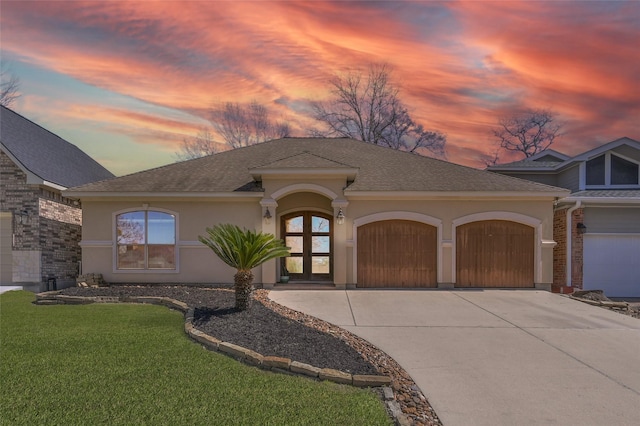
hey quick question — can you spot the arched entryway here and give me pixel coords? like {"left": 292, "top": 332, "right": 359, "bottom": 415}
{"left": 281, "top": 211, "right": 333, "bottom": 281}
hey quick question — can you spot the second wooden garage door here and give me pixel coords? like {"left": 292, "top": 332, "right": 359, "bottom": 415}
{"left": 456, "top": 220, "right": 534, "bottom": 288}
{"left": 357, "top": 220, "right": 437, "bottom": 288}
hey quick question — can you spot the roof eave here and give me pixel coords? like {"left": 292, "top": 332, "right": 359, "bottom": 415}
{"left": 61, "top": 191, "right": 265, "bottom": 200}
{"left": 344, "top": 190, "right": 569, "bottom": 200}
{"left": 558, "top": 196, "right": 640, "bottom": 205}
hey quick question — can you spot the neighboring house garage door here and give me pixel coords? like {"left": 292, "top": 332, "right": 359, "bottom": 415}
{"left": 583, "top": 234, "right": 640, "bottom": 297}
{"left": 456, "top": 220, "right": 534, "bottom": 288}
{"left": 357, "top": 220, "right": 437, "bottom": 288}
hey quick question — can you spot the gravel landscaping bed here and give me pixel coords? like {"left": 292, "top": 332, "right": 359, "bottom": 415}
{"left": 58, "top": 285, "right": 441, "bottom": 425}
{"left": 60, "top": 285, "right": 375, "bottom": 374}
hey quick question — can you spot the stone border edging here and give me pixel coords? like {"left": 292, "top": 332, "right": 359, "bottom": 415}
{"left": 568, "top": 295, "right": 633, "bottom": 311}
{"left": 34, "top": 291, "right": 392, "bottom": 391}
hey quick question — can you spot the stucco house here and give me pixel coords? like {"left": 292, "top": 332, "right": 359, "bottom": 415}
{"left": 1, "top": 105, "right": 114, "bottom": 291}
{"left": 64, "top": 137, "right": 568, "bottom": 290}
{"left": 488, "top": 137, "right": 640, "bottom": 297}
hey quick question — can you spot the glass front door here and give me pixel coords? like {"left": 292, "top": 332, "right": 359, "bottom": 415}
{"left": 282, "top": 212, "right": 332, "bottom": 281}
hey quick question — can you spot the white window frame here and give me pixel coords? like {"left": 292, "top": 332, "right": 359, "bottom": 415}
{"left": 580, "top": 152, "right": 640, "bottom": 190}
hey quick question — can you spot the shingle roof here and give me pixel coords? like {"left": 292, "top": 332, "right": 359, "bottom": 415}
{"left": 488, "top": 138, "right": 640, "bottom": 172}
{"left": 0, "top": 106, "right": 114, "bottom": 188}
{"left": 568, "top": 190, "right": 640, "bottom": 198}
{"left": 67, "top": 137, "right": 566, "bottom": 195}
{"left": 490, "top": 159, "right": 563, "bottom": 169}
{"left": 251, "top": 151, "right": 356, "bottom": 170}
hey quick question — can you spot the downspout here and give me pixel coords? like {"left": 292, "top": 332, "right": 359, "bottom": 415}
{"left": 565, "top": 200, "right": 581, "bottom": 288}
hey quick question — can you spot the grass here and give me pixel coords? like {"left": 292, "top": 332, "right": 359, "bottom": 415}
{"left": 0, "top": 291, "right": 391, "bottom": 425}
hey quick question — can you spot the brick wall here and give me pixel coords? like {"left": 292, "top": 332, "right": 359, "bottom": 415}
{"left": 1, "top": 151, "right": 40, "bottom": 249}
{"left": 552, "top": 208, "right": 566, "bottom": 292}
{"left": 552, "top": 206, "right": 584, "bottom": 294}
{"left": 571, "top": 208, "right": 584, "bottom": 289}
{"left": 1, "top": 151, "right": 83, "bottom": 287}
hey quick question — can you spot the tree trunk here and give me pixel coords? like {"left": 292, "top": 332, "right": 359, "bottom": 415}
{"left": 234, "top": 270, "right": 254, "bottom": 311}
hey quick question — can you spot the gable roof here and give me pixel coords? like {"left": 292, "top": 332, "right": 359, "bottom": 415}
{"left": 0, "top": 105, "right": 114, "bottom": 189}
{"left": 488, "top": 137, "right": 640, "bottom": 172}
{"left": 66, "top": 137, "right": 567, "bottom": 197}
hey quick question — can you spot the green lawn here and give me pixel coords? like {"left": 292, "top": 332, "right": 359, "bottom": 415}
{"left": 0, "top": 291, "right": 391, "bottom": 425}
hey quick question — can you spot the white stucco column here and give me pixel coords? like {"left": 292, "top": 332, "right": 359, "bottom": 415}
{"left": 332, "top": 199, "right": 349, "bottom": 288}
{"left": 260, "top": 198, "right": 278, "bottom": 288}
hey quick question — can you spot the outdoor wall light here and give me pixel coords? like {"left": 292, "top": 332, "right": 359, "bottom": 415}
{"left": 336, "top": 208, "right": 345, "bottom": 225}
{"left": 263, "top": 207, "right": 272, "bottom": 225}
{"left": 576, "top": 222, "right": 587, "bottom": 234}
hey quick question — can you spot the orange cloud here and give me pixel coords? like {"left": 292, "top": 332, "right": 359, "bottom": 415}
{"left": 1, "top": 0, "right": 638, "bottom": 173}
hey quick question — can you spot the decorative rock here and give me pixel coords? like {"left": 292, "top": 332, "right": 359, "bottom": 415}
{"left": 243, "top": 349, "right": 264, "bottom": 366}
{"left": 132, "top": 296, "right": 165, "bottom": 304}
{"left": 76, "top": 273, "right": 106, "bottom": 287}
{"left": 219, "top": 341, "right": 251, "bottom": 359}
{"left": 290, "top": 361, "right": 321, "bottom": 378}
{"left": 319, "top": 368, "right": 352, "bottom": 385}
{"left": 55, "top": 295, "right": 93, "bottom": 304}
{"left": 190, "top": 330, "right": 221, "bottom": 351}
{"left": 263, "top": 356, "right": 291, "bottom": 370}
{"left": 382, "top": 387, "right": 395, "bottom": 401}
{"left": 352, "top": 374, "right": 392, "bottom": 388}
{"left": 34, "top": 299, "right": 59, "bottom": 305}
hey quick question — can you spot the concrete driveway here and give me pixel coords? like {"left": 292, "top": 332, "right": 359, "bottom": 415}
{"left": 269, "top": 290, "right": 640, "bottom": 426}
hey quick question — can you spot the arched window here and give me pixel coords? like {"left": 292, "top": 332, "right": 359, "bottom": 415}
{"left": 116, "top": 211, "right": 176, "bottom": 270}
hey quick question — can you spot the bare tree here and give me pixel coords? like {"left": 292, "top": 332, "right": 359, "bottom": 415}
{"left": 0, "top": 64, "right": 20, "bottom": 107}
{"left": 211, "top": 101, "right": 290, "bottom": 149}
{"left": 312, "top": 63, "right": 446, "bottom": 157}
{"left": 175, "top": 127, "right": 219, "bottom": 161}
{"left": 492, "top": 109, "right": 562, "bottom": 159}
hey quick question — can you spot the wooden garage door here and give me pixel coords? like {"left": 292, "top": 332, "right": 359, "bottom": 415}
{"left": 456, "top": 220, "right": 534, "bottom": 288}
{"left": 357, "top": 220, "right": 437, "bottom": 288}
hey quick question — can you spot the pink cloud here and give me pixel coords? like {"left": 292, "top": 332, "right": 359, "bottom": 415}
{"left": 1, "top": 1, "right": 638, "bottom": 172}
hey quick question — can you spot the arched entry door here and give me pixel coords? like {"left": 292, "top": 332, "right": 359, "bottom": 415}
{"left": 281, "top": 212, "right": 332, "bottom": 281}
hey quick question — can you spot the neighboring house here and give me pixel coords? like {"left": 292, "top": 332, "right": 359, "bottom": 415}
{"left": 0, "top": 106, "right": 114, "bottom": 291}
{"left": 488, "top": 137, "right": 640, "bottom": 297}
{"left": 64, "top": 137, "right": 568, "bottom": 290}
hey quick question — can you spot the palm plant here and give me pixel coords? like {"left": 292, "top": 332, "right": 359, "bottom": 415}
{"left": 198, "top": 224, "right": 290, "bottom": 311}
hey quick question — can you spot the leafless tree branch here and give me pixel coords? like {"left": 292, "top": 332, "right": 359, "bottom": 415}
{"left": 0, "top": 65, "right": 21, "bottom": 108}
{"left": 492, "top": 109, "right": 563, "bottom": 159}
{"left": 175, "top": 127, "right": 220, "bottom": 161}
{"left": 210, "top": 101, "right": 290, "bottom": 149}
{"left": 312, "top": 63, "right": 446, "bottom": 157}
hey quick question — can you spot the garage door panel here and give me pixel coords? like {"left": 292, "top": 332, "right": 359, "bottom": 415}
{"left": 358, "top": 220, "right": 437, "bottom": 288}
{"left": 457, "top": 220, "right": 534, "bottom": 288}
{"left": 584, "top": 234, "right": 640, "bottom": 297}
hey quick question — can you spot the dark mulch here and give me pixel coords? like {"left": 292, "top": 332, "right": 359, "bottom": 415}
{"left": 59, "top": 285, "right": 377, "bottom": 375}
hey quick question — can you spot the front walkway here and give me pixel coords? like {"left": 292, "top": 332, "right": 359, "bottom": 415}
{"left": 269, "top": 289, "right": 640, "bottom": 426}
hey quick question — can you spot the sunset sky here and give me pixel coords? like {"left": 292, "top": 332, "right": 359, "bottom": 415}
{"left": 1, "top": 0, "right": 639, "bottom": 176}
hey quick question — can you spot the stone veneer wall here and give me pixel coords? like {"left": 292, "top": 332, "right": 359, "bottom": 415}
{"left": 1, "top": 151, "right": 82, "bottom": 288}
{"left": 552, "top": 206, "right": 584, "bottom": 294}
{"left": 39, "top": 198, "right": 82, "bottom": 285}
